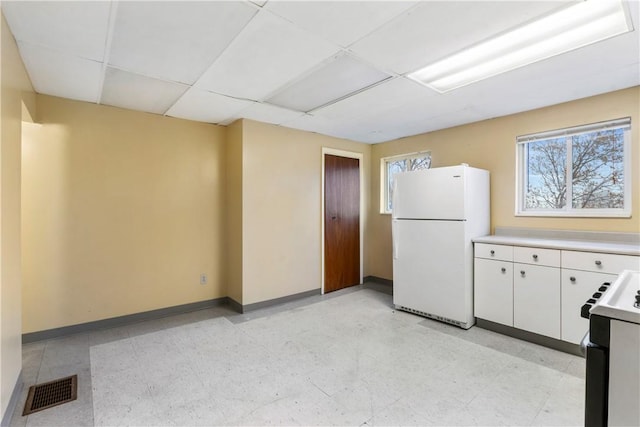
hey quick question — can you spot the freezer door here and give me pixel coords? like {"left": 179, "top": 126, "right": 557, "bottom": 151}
{"left": 392, "top": 219, "right": 468, "bottom": 323}
{"left": 392, "top": 166, "right": 465, "bottom": 220}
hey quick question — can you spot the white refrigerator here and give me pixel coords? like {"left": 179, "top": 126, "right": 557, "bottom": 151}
{"left": 392, "top": 164, "right": 489, "bottom": 329}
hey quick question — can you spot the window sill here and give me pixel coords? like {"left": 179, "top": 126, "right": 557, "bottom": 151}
{"left": 515, "top": 210, "right": 632, "bottom": 218}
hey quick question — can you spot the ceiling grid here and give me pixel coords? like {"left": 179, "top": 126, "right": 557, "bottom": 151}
{"left": 2, "top": 0, "right": 638, "bottom": 143}
{"left": 96, "top": 0, "right": 119, "bottom": 105}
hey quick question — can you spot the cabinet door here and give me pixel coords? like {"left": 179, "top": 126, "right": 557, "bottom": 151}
{"left": 514, "top": 263, "right": 561, "bottom": 339}
{"left": 474, "top": 258, "right": 513, "bottom": 326}
{"left": 561, "top": 269, "right": 617, "bottom": 344}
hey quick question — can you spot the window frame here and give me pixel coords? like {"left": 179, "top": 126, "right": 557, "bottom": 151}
{"left": 380, "top": 151, "right": 432, "bottom": 214}
{"left": 515, "top": 118, "right": 632, "bottom": 218}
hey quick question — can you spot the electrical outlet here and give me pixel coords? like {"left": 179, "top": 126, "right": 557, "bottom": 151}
{"left": 200, "top": 274, "right": 207, "bottom": 285}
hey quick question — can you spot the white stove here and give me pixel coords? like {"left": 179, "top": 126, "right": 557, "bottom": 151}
{"left": 590, "top": 270, "right": 640, "bottom": 324}
{"left": 582, "top": 270, "right": 640, "bottom": 427}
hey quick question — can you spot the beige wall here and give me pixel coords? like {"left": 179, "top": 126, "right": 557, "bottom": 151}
{"left": 0, "top": 10, "right": 34, "bottom": 421}
{"left": 22, "top": 103, "right": 372, "bottom": 329}
{"left": 240, "top": 119, "right": 371, "bottom": 305}
{"left": 226, "top": 120, "right": 243, "bottom": 304}
{"left": 369, "top": 87, "right": 640, "bottom": 280}
{"left": 21, "top": 95, "right": 227, "bottom": 333}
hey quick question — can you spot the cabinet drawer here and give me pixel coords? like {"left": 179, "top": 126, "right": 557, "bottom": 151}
{"left": 514, "top": 246, "right": 560, "bottom": 267}
{"left": 562, "top": 250, "right": 640, "bottom": 274}
{"left": 475, "top": 243, "right": 513, "bottom": 261}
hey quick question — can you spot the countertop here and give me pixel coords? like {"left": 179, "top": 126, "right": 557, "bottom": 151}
{"left": 473, "top": 235, "right": 640, "bottom": 256}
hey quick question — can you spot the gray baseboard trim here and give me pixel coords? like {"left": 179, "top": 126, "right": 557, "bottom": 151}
{"left": 240, "top": 288, "right": 321, "bottom": 313}
{"left": 22, "top": 297, "right": 228, "bottom": 343}
{"left": 476, "top": 318, "right": 582, "bottom": 357}
{"left": 364, "top": 276, "right": 393, "bottom": 286}
{"left": 1, "top": 371, "right": 22, "bottom": 427}
{"left": 226, "top": 297, "right": 243, "bottom": 314}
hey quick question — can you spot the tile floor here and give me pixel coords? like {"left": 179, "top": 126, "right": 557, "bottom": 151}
{"left": 10, "top": 282, "right": 585, "bottom": 426}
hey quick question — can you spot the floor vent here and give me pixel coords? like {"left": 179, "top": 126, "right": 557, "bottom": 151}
{"left": 23, "top": 375, "right": 77, "bottom": 416}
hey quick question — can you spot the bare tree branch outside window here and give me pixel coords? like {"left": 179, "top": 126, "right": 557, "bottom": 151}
{"left": 525, "top": 137, "right": 567, "bottom": 209}
{"left": 571, "top": 129, "right": 624, "bottom": 209}
{"left": 524, "top": 127, "right": 625, "bottom": 211}
{"left": 386, "top": 154, "right": 431, "bottom": 212}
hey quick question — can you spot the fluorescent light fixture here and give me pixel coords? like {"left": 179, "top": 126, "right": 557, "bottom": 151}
{"left": 408, "top": 0, "right": 633, "bottom": 93}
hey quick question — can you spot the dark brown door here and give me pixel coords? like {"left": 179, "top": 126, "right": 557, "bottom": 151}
{"left": 324, "top": 154, "right": 360, "bottom": 293}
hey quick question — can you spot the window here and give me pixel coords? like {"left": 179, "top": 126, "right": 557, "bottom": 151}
{"left": 381, "top": 152, "right": 431, "bottom": 213}
{"left": 516, "top": 118, "right": 631, "bottom": 217}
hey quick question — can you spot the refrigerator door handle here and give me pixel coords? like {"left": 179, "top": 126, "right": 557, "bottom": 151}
{"left": 392, "top": 219, "right": 399, "bottom": 260}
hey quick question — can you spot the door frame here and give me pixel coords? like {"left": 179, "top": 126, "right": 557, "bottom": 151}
{"left": 321, "top": 148, "right": 364, "bottom": 294}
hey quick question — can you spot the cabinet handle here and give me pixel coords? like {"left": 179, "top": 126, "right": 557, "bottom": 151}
{"left": 595, "top": 260, "right": 602, "bottom": 266}
{"left": 570, "top": 276, "right": 576, "bottom": 282}
{"left": 490, "top": 250, "right": 495, "bottom": 256}
{"left": 520, "top": 270, "right": 526, "bottom": 277}
{"left": 532, "top": 254, "right": 538, "bottom": 260}
{"left": 501, "top": 267, "right": 506, "bottom": 273}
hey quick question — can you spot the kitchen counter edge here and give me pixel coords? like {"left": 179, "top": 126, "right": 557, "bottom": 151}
{"left": 472, "top": 235, "right": 640, "bottom": 256}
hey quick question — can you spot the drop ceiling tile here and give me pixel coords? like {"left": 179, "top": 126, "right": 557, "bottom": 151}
{"left": 108, "top": 1, "right": 258, "bottom": 85}
{"left": 629, "top": 0, "right": 640, "bottom": 26}
{"left": 339, "top": 131, "right": 389, "bottom": 145}
{"left": 220, "top": 102, "right": 305, "bottom": 126}
{"left": 2, "top": 1, "right": 110, "bottom": 61}
{"left": 308, "top": 118, "right": 384, "bottom": 144}
{"left": 337, "top": 104, "right": 485, "bottom": 143}
{"left": 282, "top": 113, "right": 355, "bottom": 141}
{"left": 316, "top": 88, "right": 487, "bottom": 143}
{"left": 264, "top": 1, "right": 417, "bottom": 47}
{"left": 532, "top": 30, "right": 640, "bottom": 81}
{"left": 350, "top": 1, "right": 575, "bottom": 74}
{"left": 555, "top": 63, "right": 640, "bottom": 103}
{"left": 312, "top": 77, "right": 437, "bottom": 121}
{"left": 166, "top": 87, "right": 253, "bottom": 124}
{"left": 101, "top": 68, "right": 189, "bottom": 115}
{"left": 267, "top": 54, "right": 391, "bottom": 112}
{"left": 399, "top": 95, "right": 467, "bottom": 120}
{"left": 336, "top": 126, "right": 405, "bottom": 144}
{"left": 466, "top": 61, "right": 640, "bottom": 121}
{"left": 399, "top": 108, "right": 486, "bottom": 137}
{"left": 17, "top": 42, "right": 102, "bottom": 103}
{"left": 194, "top": 10, "right": 339, "bottom": 101}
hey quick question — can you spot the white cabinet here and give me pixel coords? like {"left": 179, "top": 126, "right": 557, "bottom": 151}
{"left": 474, "top": 240, "right": 639, "bottom": 346}
{"left": 474, "top": 258, "right": 513, "bottom": 326}
{"left": 513, "top": 263, "right": 560, "bottom": 339}
{"left": 559, "top": 250, "right": 638, "bottom": 344}
{"left": 561, "top": 269, "right": 616, "bottom": 344}
{"left": 474, "top": 243, "right": 561, "bottom": 339}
